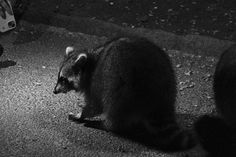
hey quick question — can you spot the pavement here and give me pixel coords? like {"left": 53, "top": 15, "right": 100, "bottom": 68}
{"left": 0, "top": 1, "right": 235, "bottom": 156}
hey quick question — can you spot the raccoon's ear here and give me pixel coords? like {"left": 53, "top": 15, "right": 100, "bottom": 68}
{"left": 75, "top": 53, "right": 87, "bottom": 63}
{"left": 65, "top": 46, "right": 74, "bottom": 56}
{"left": 74, "top": 53, "right": 87, "bottom": 71}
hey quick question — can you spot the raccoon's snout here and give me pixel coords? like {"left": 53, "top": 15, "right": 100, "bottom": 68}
{"left": 53, "top": 81, "right": 72, "bottom": 94}
{"left": 53, "top": 88, "right": 60, "bottom": 94}
{"left": 53, "top": 83, "right": 65, "bottom": 94}
{"left": 53, "top": 85, "right": 61, "bottom": 94}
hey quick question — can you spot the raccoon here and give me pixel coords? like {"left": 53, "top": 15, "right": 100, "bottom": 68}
{"left": 213, "top": 44, "right": 236, "bottom": 127}
{"left": 195, "top": 44, "right": 236, "bottom": 156}
{"left": 54, "top": 36, "right": 196, "bottom": 151}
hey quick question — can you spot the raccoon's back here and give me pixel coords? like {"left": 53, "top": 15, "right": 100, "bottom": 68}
{"left": 92, "top": 37, "right": 177, "bottom": 114}
{"left": 213, "top": 44, "right": 236, "bottom": 126}
{"left": 89, "top": 37, "right": 197, "bottom": 151}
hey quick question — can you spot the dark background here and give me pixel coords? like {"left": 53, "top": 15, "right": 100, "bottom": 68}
{"left": 27, "top": 0, "right": 236, "bottom": 41}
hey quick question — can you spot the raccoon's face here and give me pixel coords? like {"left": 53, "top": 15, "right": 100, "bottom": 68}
{"left": 53, "top": 46, "right": 87, "bottom": 94}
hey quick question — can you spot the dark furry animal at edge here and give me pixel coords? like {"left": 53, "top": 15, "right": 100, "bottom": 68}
{"left": 195, "top": 44, "right": 236, "bottom": 157}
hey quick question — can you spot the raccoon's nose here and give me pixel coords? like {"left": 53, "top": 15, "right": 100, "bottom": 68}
{"left": 53, "top": 86, "right": 60, "bottom": 94}
{"left": 53, "top": 89, "right": 59, "bottom": 94}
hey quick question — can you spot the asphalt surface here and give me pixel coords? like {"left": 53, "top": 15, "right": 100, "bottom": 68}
{"left": 0, "top": 21, "right": 220, "bottom": 157}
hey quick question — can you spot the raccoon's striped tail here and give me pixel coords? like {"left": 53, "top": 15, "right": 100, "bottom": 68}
{"left": 141, "top": 121, "right": 197, "bottom": 152}
{"left": 194, "top": 115, "right": 236, "bottom": 156}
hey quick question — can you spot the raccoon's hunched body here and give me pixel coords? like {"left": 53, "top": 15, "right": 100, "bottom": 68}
{"left": 213, "top": 44, "right": 236, "bottom": 127}
{"left": 54, "top": 36, "right": 195, "bottom": 151}
{"left": 195, "top": 45, "right": 236, "bottom": 156}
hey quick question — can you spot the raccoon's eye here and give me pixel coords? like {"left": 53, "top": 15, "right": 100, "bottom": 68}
{"left": 59, "top": 77, "right": 68, "bottom": 84}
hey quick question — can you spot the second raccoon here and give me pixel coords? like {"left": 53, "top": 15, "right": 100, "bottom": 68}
{"left": 195, "top": 44, "right": 236, "bottom": 156}
{"left": 54, "top": 36, "right": 196, "bottom": 151}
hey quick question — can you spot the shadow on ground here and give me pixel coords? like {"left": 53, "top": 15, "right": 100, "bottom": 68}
{"left": 68, "top": 113, "right": 198, "bottom": 152}
{"left": 0, "top": 60, "right": 17, "bottom": 70}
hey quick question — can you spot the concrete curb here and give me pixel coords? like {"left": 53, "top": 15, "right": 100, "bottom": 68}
{"left": 22, "top": 10, "right": 235, "bottom": 57}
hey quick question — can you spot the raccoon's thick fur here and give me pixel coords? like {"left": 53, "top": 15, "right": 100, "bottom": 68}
{"left": 54, "top": 36, "right": 196, "bottom": 151}
{"left": 195, "top": 115, "right": 236, "bottom": 157}
{"left": 195, "top": 45, "right": 236, "bottom": 156}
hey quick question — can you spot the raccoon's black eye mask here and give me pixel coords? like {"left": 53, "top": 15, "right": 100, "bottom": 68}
{"left": 59, "top": 77, "right": 68, "bottom": 84}
{"left": 72, "top": 65, "right": 82, "bottom": 75}
{"left": 59, "top": 76, "right": 74, "bottom": 89}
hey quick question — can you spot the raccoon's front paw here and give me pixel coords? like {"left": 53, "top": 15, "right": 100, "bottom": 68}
{"left": 68, "top": 112, "right": 85, "bottom": 123}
